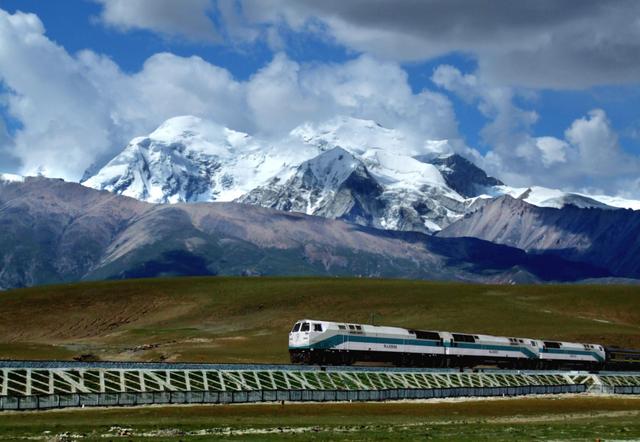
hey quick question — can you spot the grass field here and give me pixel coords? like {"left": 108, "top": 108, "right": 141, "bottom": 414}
{"left": 0, "top": 276, "right": 639, "bottom": 363}
{"left": 1, "top": 396, "right": 640, "bottom": 440}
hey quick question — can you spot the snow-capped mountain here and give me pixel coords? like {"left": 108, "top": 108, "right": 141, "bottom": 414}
{"left": 426, "top": 154, "right": 503, "bottom": 198}
{"left": 0, "top": 173, "right": 25, "bottom": 183}
{"left": 241, "top": 147, "right": 385, "bottom": 227}
{"left": 83, "top": 115, "right": 640, "bottom": 234}
{"left": 240, "top": 118, "right": 471, "bottom": 232}
{"left": 82, "top": 116, "right": 316, "bottom": 203}
{"left": 491, "top": 185, "right": 640, "bottom": 211}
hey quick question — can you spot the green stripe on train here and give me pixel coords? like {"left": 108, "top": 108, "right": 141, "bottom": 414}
{"left": 541, "top": 348, "right": 605, "bottom": 362}
{"left": 291, "top": 335, "right": 537, "bottom": 359}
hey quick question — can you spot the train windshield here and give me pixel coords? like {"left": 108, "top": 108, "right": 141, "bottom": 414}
{"left": 291, "top": 323, "right": 301, "bottom": 332}
{"left": 300, "top": 322, "right": 310, "bottom": 332}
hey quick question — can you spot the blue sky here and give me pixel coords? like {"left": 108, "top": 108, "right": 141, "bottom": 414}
{"left": 0, "top": 0, "right": 639, "bottom": 197}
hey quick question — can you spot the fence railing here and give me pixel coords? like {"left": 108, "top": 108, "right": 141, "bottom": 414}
{"left": 0, "top": 384, "right": 587, "bottom": 411}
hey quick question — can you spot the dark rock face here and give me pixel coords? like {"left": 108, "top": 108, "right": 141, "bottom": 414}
{"left": 241, "top": 148, "right": 470, "bottom": 234}
{"left": 0, "top": 177, "right": 609, "bottom": 289}
{"left": 241, "top": 147, "right": 386, "bottom": 227}
{"left": 439, "top": 195, "right": 640, "bottom": 278}
{"left": 423, "top": 154, "right": 504, "bottom": 198}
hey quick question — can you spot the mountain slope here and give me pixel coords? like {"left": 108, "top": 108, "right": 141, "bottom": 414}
{"left": 424, "top": 153, "right": 503, "bottom": 198}
{"left": 82, "top": 116, "right": 316, "bottom": 203}
{"left": 240, "top": 147, "right": 386, "bottom": 226}
{"left": 82, "top": 115, "right": 640, "bottom": 233}
{"left": 439, "top": 195, "right": 640, "bottom": 278}
{"left": 82, "top": 116, "right": 476, "bottom": 232}
{"left": 0, "top": 177, "right": 608, "bottom": 289}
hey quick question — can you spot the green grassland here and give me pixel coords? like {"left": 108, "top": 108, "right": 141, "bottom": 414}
{"left": 1, "top": 396, "right": 640, "bottom": 440}
{"left": 0, "top": 277, "right": 639, "bottom": 362}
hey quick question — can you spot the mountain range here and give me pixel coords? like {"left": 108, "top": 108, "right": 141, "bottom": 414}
{"left": 1, "top": 115, "right": 638, "bottom": 289}
{"left": 439, "top": 195, "right": 640, "bottom": 279}
{"left": 0, "top": 176, "right": 609, "bottom": 289}
{"left": 82, "top": 116, "right": 640, "bottom": 234}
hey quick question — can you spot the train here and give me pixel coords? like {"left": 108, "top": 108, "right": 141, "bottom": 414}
{"left": 289, "top": 319, "right": 640, "bottom": 371}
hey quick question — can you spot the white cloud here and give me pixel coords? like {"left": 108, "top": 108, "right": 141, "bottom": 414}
{"left": 0, "top": 8, "right": 462, "bottom": 180}
{"left": 95, "top": 0, "right": 220, "bottom": 43}
{"left": 432, "top": 64, "right": 539, "bottom": 164}
{"left": 536, "top": 137, "right": 567, "bottom": 167}
{"left": 432, "top": 65, "right": 640, "bottom": 193}
{"left": 89, "top": 1, "right": 640, "bottom": 88}
{"left": 239, "top": 0, "right": 640, "bottom": 89}
{"left": 2, "top": 7, "right": 637, "bottom": 197}
{"left": 247, "top": 54, "right": 460, "bottom": 141}
{"left": 0, "top": 9, "right": 120, "bottom": 179}
{"left": 433, "top": 64, "right": 640, "bottom": 196}
{"left": 564, "top": 109, "right": 636, "bottom": 176}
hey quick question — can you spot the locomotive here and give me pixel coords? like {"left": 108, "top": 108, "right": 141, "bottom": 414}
{"left": 289, "top": 319, "right": 640, "bottom": 371}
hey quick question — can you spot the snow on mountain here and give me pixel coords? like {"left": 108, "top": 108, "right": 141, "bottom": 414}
{"left": 82, "top": 116, "right": 316, "bottom": 203}
{"left": 83, "top": 114, "right": 640, "bottom": 234}
{"left": 291, "top": 116, "right": 413, "bottom": 156}
{"left": 241, "top": 147, "right": 386, "bottom": 227}
{"left": 491, "top": 185, "right": 620, "bottom": 210}
{"left": 0, "top": 173, "right": 24, "bottom": 183}
{"left": 239, "top": 118, "right": 470, "bottom": 233}
{"left": 585, "top": 195, "right": 640, "bottom": 211}
{"left": 427, "top": 154, "right": 504, "bottom": 198}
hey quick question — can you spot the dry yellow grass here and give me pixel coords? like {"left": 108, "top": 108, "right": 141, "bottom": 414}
{"left": 0, "top": 276, "right": 639, "bottom": 362}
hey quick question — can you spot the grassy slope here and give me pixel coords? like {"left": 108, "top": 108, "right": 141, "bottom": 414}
{"left": 0, "top": 277, "right": 639, "bottom": 363}
{"left": 1, "top": 397, "right": 640, "bottom": 440}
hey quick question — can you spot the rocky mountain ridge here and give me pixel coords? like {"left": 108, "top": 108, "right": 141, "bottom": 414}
{"left": 0, "top": 176, "right": 609, "bottom": 289}
{"left": 82, "top": 116, "right": 640, "bottom": 236}
{"left": 439, "top": 195, "right": 640, "bottom": 278}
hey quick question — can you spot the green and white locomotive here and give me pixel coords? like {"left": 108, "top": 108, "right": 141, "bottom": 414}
{"left": 289, "top": 319, "right": 609, "bottom": 370}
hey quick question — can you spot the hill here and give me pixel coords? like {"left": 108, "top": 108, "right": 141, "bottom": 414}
{"left": 439, "top": 195, "right": 640, "bottom": 278}
{"left": 0, "top": 277, "right": 639, "bottom": 363}
{"left": 0, "top": 176, "right": 609, "bottom": 289}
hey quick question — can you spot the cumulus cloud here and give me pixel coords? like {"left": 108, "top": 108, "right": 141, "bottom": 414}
{"left": 90, "top": 1, "right": 640, "bottom": 88}
{"left": 565, "top": 109, "right": 639, "bottom": 178}
{"left": 433, "top": 64, "right": 539, "bottom": 163}
{"left": 95, "top": 0, "right": 220, "bottom": 43}
{"left": 0, "top": 117, "right": 20, "bottom": 171}
{"left": 0, "top": 9, "right": 122, "bottom": 178}
{"left": 535, "top": 137, "right": 568, "bottom": 167}
{"left": 239, "top": 0, "right": 640, "bottom": 89}
{"left": 0, "top": 8, "right": 462, "bottom": 180}
{"left": 433, "top": 64, "right": 640, "bottom": 195}
{"left": 247, "top": 54, "right": 459, "bottom": 140}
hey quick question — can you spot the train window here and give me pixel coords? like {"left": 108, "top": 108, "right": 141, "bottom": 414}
{"left": 292, "top": 323, "right": 300, "bottom": 332}
{"left": 544, "top": 341, "right": 561, "bottom": 349}
{"left": 531, "top": 341, "right": 536, "bottom": 346}
{"left": 300, "top": 323, "right": 310, "bottom": 332}
{"left": 348, "top": 325, "right": 356, "bottom": 330}
{"left": 414, "top": 330, "right": 440, "bottom": 340}
{"left": 314, "top": 323, "right": 323, "bottom": 332}
{"left": 452, "top": 334, "right": 475, "bottom": 343}
{"left": 355, "top": 325, "right": 362, "bottom": 330}
{"left": 338, "top": 325, "right": 346, "bottom": 330}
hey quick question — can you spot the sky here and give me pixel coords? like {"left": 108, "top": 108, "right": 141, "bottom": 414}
{"left": 0, "top": 0, "right": 639, "bottom": 197}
